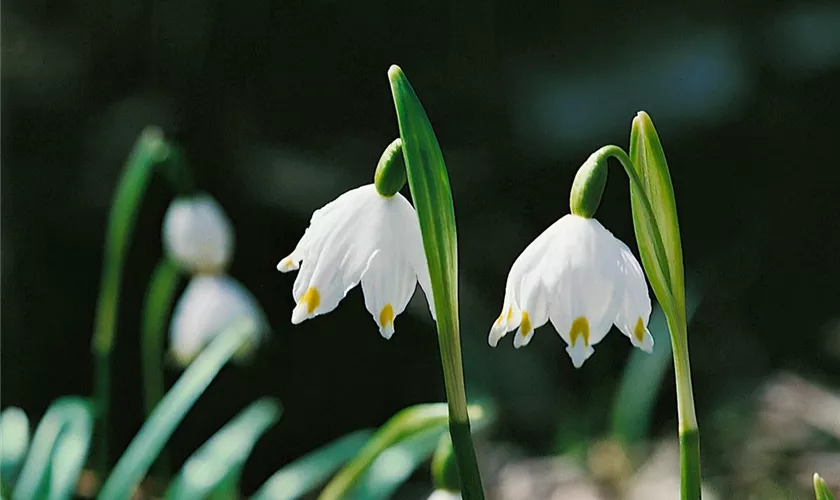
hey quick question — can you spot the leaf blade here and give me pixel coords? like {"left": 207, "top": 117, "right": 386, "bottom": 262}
{"left": 98, "top": 320, "right": 257, "bottom": 499}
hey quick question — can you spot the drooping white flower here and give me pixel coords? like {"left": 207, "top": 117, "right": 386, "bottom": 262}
{"left": 170, "top": 274, "right": 267, "bottom": 366}
{"left": 488, "top": 214, "right": 653, "bottom": 368}
{"left": 277, "top": 184, "right": 435, "bottom": 338}
{"left": 163, "top": 194, "right": 234, "bottom": 274}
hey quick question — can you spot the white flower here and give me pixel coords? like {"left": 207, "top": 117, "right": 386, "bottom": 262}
{"left": 170, "top": 274, "right": 267, "bottom": 365}
{"left": 277, "top": 184, "right": 435, "bottom": 338}
{"left": 427, "top": 490, "right": 462, "bottom": 500}
{"left": 488, "top": 214, "right": 654, "bottom": 368}
{"left": 163, "top": 194, "right": 234, "bottom": 274}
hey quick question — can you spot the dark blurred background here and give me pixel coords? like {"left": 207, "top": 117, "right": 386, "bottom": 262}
{"left": 3, "top": 0, "right": 840, "bottom": 497}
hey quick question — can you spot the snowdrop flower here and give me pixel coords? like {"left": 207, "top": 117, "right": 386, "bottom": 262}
{"left": 170, "top": 274, "right": 266, "bottom": 365}
{"left": 277, "top": 184, "right": 435, "bottom": 338}
{"left": 163, "top": 194, "right": 234, "bottom": 274}
{"left": 488, "top": 214, "right": 653, "bottom": 368}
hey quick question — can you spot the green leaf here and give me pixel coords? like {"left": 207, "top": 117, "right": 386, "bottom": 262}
{"left": 252, "top": 429, "right": 373, "bottom": 500}
{"left": 629, "top": 112, "right": 686, "bottom": 322}
{"left": 351, "top": 426, "right": 446, "bottom": 499}
{"left": 12, "top": 398, "right": 93, "bottom": 500}
{"left": 1, "top": 408, "right": 30, "bottom": 488}
{"left": 611, "top": 280, "right": 702, "bottom": 442}
{"left": 98, "top": 320, "right": 257, "bottom": 499}
{"left": 318, "top": 404, "right": 449, "bottom": 500}
{"left": 815, "top": 473, "right": 838, "bottom": 500}
{"left": 165, "top": 398, "right": 281, "bottom": 500}
{"left": 388, "top": 64, "right": 484, "bottom": 500}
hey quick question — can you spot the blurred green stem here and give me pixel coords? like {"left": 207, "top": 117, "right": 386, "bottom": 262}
{"left": 141, "top": 258, "right": 182, "bottom": 477}
{"left": 91, "top": 127, "right": 191, "bottom": 476}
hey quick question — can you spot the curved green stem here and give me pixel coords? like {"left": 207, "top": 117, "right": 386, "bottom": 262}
{"left": 91, "top": 127, "right": 192, "bottom": 475}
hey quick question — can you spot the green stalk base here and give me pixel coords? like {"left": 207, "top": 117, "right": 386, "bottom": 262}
{"left": 680, "top": 428, "right": 701, "bottom": 500}
{"left": 449, "top": 420, "right": 484, "bottom": 500}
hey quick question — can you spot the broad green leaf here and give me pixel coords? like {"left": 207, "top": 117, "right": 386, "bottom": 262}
{"left": 351, "top": 426, "right": 446, "bottom": 499}
{"left": 48, "top": 417, "right": 94, "bottom": 500}
{"left": 629, "top": 112, "right": 686, "bottom": 322}
{"left": 165, "top": 398, "right": 281, "bottom": 500}
{"left": 12, "top": 398, "right": 92, "bottom": 500}
{"left": 98, "top": 320, "right": 257, "bottom": 499}
{"left": 387, "top": 66, "right": 462, "bottom": 410}
{"left": 815, "top": 474, "right": 838, "bottom": 500}
{"left": 252, "top": 429, "right": 373, "bottom": 500}
{"left": 1, "top": 408, "right": 30, "bottom": 488}
{"left": 611, "top": 281, "right": 702, "bottom": 442}
{"left": 389, "top": 65, "right": 484, "bottom": 500}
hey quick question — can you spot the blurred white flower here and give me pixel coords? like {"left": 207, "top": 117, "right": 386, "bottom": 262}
{"left": 488, "top": 214, "right": 653, "bottom": 368}
{"left": 163, "top": 194, "right": 234, "bottom": 274}
{"left": 427, "top": 490, "right": 462, "bottom": 500}
{"left": 170, "top": 274, "right": 266, "bottom": 366}
{"left": 277, "top": 184, "right": 435, "bottom": 338}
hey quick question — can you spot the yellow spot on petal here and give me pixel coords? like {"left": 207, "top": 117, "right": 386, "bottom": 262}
{"left": 284, "top": 258, "right": 293, "bottom": 268}
{"left": 520, "top": 312, "right": 532, "bottom": 337}
{"left": 301, "top": 287, "right": 320, "bottom": 315}
{"left": 633, "top": 317, "right": 646, "bottom": 343}
{"left": 507, "top": 308, "right": 513, "bottom": 322}
{"left": 569, "top": 316, "right": 590, "bottom": 347}
{"left": 379, "top": 304, "right": 394, "bottom": 329}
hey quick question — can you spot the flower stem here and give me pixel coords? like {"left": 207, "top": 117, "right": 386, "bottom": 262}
{"left": 91, "top": 127, "right": 191, "bottom": 476}
{"left": 141, "top": 257, "right": 182, "bottom": 478}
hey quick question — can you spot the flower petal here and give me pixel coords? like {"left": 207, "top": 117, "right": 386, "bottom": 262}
{"left": 361, "top": 250, "right": 416, "bottom": 339}
{"left": 286, "top": 186, "right": 380, "bottom": 324}
{"left": 547, "top": 216, "right": 624, "bottom": 367}
{"left": 170, "top": 275, "right": 266, "bottom": 366}
{"left": 614, "top": 241, "right": 654, "bottom": 353}
{"left": 512, "top": 270, "right": 550, "bottom": 349}
{"left": 488, "top": 220, "right": 556, "bottom": 347}
{"left": 164, "top": 194, "right": 234, "bottom": 274}
{"left": 390, "top": 193, "right": 437, "bottom": 321}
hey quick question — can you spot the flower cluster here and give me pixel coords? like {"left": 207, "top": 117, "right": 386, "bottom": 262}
{"left": 163, "top": 194, "right": 267, "bottom": 365}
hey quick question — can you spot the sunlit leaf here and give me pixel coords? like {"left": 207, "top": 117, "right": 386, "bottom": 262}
{"left": 98, "top": 320, "right": 257, "bottom": 498}
{"left": 1, "top": 408, "right": 30, "bottom": 489}
{"left": 815, "top": 473, "right": 838, "bottom": 500}
{"left": 165, "top": 398, "right": 281, "bottom": 500}
{"left": 12, "top": 398, "right": 92, "bottom": 500}
{"left": 252, "top": 429, "right": 373, "bottom": 500}
{"left": 351, "top": 426, "right": 445, "bottom": 499}
{"left": 629, "top": 111, "right": 686, "bottom": 321}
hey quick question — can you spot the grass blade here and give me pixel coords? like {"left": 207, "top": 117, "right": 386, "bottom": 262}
{"left": 97, "top": 320, "right": 257, "bottom": 499}
{"left": 352, "top": 426, "right": 445, "bottom": 499}
{"left": 252, "top": 429, "right": 373, "bottom": 500}
{"left": 12, "top": 398, "right": 92, "bottom": 500}
{"left": 164, "top": 398, "right": 281, "bottom": 500}
{"left": 815, "top": 473, "right": 838, "bottom": 500}
{"left": 1, "top": 408, "right": 30, "bottom": 489}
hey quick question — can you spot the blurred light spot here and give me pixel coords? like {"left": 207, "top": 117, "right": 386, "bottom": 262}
{"left": 767, "top": 4, "right": 840, "bottom": 76}
{"left": 512, "top": 29, "right": 749, "bottom": 157}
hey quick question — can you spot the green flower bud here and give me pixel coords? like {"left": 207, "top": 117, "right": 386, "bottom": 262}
{"left": 569, "top": 150, "right": 608, "bottom": 218}
{"left": 430, "top": 433, "right": 460, "bottom": 492}
{"left": 374, "top": 138, "right": 407, "bottom": 197}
